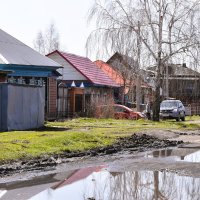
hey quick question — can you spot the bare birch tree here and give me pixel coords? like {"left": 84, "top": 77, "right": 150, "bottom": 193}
{"left": 87, "top": 0, "right": 200, "bottom": 121}
{"left": 34, "top": 22, "right": 60, "bottom": 55}
{"left": 34, "top": 31, "right": 45, "bottom": 55}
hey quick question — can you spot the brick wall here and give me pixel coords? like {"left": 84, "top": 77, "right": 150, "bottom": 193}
{"left": 47, "top": 77, "right": 57, "bottom": 119}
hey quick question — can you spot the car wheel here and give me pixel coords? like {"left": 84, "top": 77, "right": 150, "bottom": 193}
{"left": 181, "top": 116, "right": 185, "bottom": 121}
{"left": 181, "top": 115, "right": 185, "bottom": 121}
{"left": 176, "top": 117, "right": 180, "bottom": 122}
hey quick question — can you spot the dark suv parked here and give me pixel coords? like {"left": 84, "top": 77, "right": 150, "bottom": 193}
{"left": 160, "top": 100, "right": 185, "bottom": 121}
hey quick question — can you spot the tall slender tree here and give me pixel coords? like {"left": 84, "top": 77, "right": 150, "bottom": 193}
{"left": 87, "top": 0, "right": 200, "bottom": 121}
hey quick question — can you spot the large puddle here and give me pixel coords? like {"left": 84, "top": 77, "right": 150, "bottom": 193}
{"left": 1, "top": 148, "right": 200, "bottom": 200}
{"left": 147, "top": 148, "right": 200, "bottom": 162}
{"left": 27, "top": 166, "right": 200, "bottom": 200}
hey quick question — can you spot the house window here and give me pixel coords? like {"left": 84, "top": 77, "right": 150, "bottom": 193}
{"left": 8, "top": 76, "right": 16, "bottom": 83}
{"left": 185, "top": 82, "right": 194, "bottom": 94}
{"left": 17, "top": 77, "right": 25, "bottom": 84}
{"left": 29, "top": 77, "right": 36, "bottom": 85}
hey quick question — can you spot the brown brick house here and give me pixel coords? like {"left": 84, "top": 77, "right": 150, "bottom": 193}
{"left": 102, "top": 52, "right": 154, "bottom": 110}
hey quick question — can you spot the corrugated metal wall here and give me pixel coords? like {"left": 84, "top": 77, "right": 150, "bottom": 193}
{"left": 0, "top": 85, "right": 2, "bottom": 129}
{"left": 0, "top": 84, "right": 8, "bottom": 131}
{"left": 0, "top": 85, "right": 2, "bottom": 130}
{"left": 0, "top": 84, "right": 45, "bottom": 131}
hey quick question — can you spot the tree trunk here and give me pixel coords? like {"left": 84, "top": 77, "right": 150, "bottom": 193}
{"left": 122, "top": 81, "right": 126, "bottom": 105}
{"left": 136, "top": 75, "right": 141, "bottom": 111}
{"left": 153, "top": 3, "right": 163, "bottom": 121}
{"left": 153, "top": 171, "right": 159, "bottom": 200}
{"left": 165, "top": 64, "right": 169, "bottom": 98}
{"left": 136, "top": 21, "right": 141, "bottom": 112}
{"left": 153, "top": 60, "right": 162, "bottom": 121}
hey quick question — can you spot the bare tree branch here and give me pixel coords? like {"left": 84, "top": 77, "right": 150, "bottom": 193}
{"left": 33, "top": 22, "right": 60, "bottom": 55}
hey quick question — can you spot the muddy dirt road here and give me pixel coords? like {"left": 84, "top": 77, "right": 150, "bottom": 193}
{"left": 0, "top": 133, "right": 183, "bottom": 177}
{"left": 1, "top": 128, "right": 200, "bottom": 199}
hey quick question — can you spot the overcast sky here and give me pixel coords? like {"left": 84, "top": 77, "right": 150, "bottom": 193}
{"left": 0, "top": 0, "right": 98, "bottom": 60}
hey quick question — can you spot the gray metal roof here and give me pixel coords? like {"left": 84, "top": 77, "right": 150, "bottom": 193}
{"left": 0, "top": 29, "right": 61, "bottom": 67}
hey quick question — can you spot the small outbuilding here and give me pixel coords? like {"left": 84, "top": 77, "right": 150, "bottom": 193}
{"left": 0, "top": 83, "right": 45, "bottom": 131}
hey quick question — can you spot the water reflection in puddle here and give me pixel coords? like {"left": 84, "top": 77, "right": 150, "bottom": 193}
{"left": 147, "top": 148, "right": 200, "bottom": 163}
{"left": 30, "top": 166, "right": 200, "bottom": 200}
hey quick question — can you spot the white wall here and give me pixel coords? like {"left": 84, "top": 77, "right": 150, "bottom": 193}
{"left": 48, "top": 53, "right": 87, "bottom": 81}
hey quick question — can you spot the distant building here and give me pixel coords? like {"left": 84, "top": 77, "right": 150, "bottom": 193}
{"left": 104, "top": 52, "right": 154, "bottom": 109}
{"left": 147, "top": 63, "right": 200, "bottom": 115}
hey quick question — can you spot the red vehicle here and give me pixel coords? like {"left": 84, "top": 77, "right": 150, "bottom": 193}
{"left": 97, "top": 104, "right": 144, "bottom": 120}
{"left": 113, "top": 104, "right": 144, "bottom": 120}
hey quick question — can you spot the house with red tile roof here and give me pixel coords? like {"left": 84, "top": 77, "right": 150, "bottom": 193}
{"left": 47, "top": 50, "right": 119, "bottom": 117}
{"left": 94, "top": 60, "right": 124, "bottom": 85}
{"left": 52, "top": 166, "right": 105, "bottom": 190}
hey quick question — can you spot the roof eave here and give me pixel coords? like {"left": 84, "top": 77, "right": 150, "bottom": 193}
{"left": 48, "top": 50, "right": 94, "bottom": 82}
{"left": 0, "top": 63, "right": 62, "bottom": 69}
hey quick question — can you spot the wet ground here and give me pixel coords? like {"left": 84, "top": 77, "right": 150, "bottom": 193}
{"left": 1, "top": 130, "right": 200, "bottom": 200}
{"left": 0, "top": 134, "right": 182, "bottom": 177}
{"left": 1, "top": 146, "right": 200, "bottom": 200}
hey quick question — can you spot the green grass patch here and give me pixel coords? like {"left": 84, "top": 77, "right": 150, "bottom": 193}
{"left": 0, "top": 116, "right": 200, "bottom": 163}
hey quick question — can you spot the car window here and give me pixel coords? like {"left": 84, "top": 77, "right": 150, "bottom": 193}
{"left": 114, "top": 106, "right": 123, "bottom": 112}
{"left": 114, "top": 106, "right": 127, "bottom": 112}
{"left": 160, "top": 101, "right": 178, "bottom": 108}
{"left": 181, "top": 103, "right": 184, "bottom": 107}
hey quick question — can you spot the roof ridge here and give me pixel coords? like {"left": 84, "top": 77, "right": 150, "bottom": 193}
{"left": 52, "top": 51, "right": 119, "bottom": 87}
{"left": 60, "top": 51, "right": 89, "bottom": 60}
